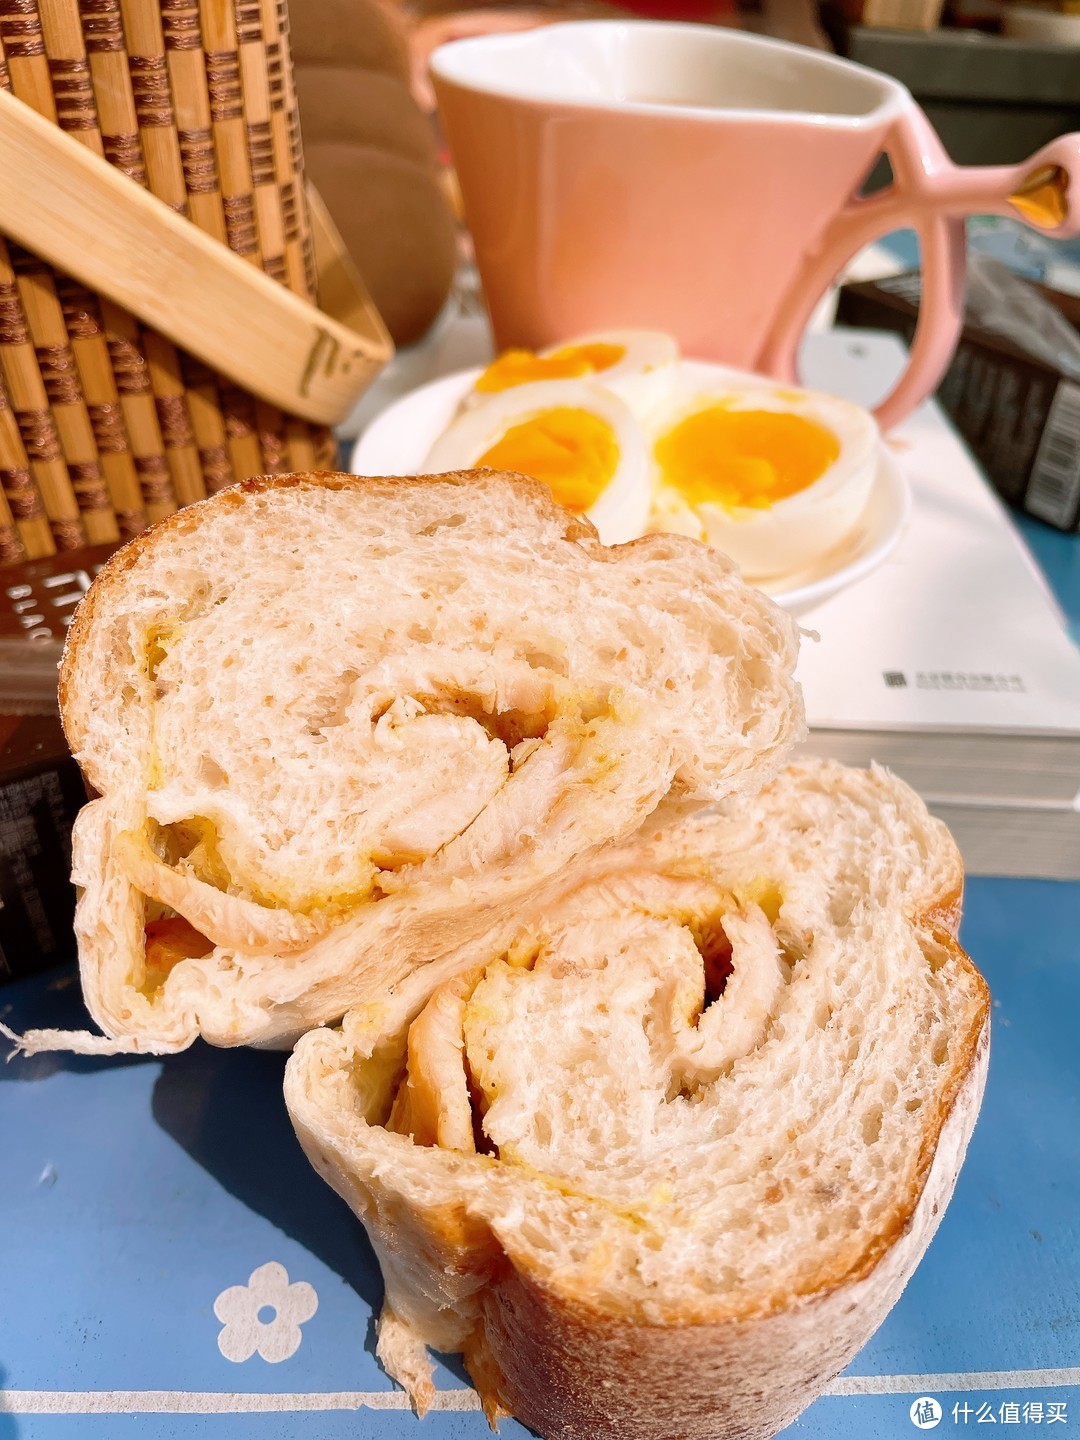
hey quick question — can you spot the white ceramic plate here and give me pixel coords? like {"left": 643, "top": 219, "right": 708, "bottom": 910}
{"left": 350, "top": 361, "right": 911, "bottom": 614}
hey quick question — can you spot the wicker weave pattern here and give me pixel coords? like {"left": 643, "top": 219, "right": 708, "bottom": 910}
{"left": 0, "top": 0, "right": 335, "bottom": 565}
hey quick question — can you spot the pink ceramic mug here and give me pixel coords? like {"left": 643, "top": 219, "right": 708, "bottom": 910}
{"left": 431, "top": 22, "right": 1080, "bottom": 430}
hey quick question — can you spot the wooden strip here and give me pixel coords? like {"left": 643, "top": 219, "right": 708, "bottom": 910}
{"left": 36, "top": 0, "right": 176, "bottom": 522}
{"left": 116, "top": 0, "right": 218, "bottom": 503}
{"left": 0, "top": 20, "right": 50, "bottom": 557}
{"left": 37, "top": 0, "right": 99, "bottom": 155}
{"left": 142, "top": 329, "right": 205, "bottom": 505}
{"left": 231, "top": 0, "right": 298, "bottom": 467}
{"left": 78, "top": 0, "right": 147, "bottom": 183}
{"left": 284, "top": 417, "right": 315, "bottom": 473}
{"left": 0, "top": 0, "right": 58, "bottom": 120}
{"left": 181, "top": 356, "right": 234, "bottom": 494}
{"left": 252, "top": 397, "right": 287, "bottom": 473}
{"left": 0, "top": 237, "right": 86, "bottom": 551}
{"left": 21, "top": 0, "right": 127, "bottom": 542}
{"left": 15, "top": 254, "right": 118, "bottom": 541}
{"left": 182, "top": 0, "right": 332, "bottom": 468}
{"left": 237, "top": 0, "right": 285, "bottom": 284}
{"left": 199, "top": 0, "right": 258, "bottom": 264}
{"left": 0, "top": 375, "right": 49, "bottom": 559}
{"left": 0, "top": 467, "right": 24, "bottom": 563}
{"left": 118, "top": 0, "right": 185, "bottom": 210}
{"left": 219, "top": 381, "right": 262, "bottom": 481}
{"left": 313, "top": 427, "right": 338, "bottom": 471}
{"left": 257, "top": 0, "right": 330, "bottom": 466}
{"left": 0, "top": 96, "right": 388, "bottom": 421}
{"left": 163, "top": 0, "right": 227, "bottom": 243}
{"left": 176, "top": 0, "right": 285, "bottom": 485}
{"left": 1, "top": 1, "right": 358, "bottom": 514}
{"left": 272, "top": 0, "right": 315, "bottom": 301}
{"left": 158, "top": 0, "right": 248, "bottom": 487}
{"left": 106, "top": 307, "right": 179, "bottom": 523}
{"left": 0, "top": 6, "right": 86, "bottom": 551}
{"left": 56, "top": 276, "right": 146, "bottom": 537}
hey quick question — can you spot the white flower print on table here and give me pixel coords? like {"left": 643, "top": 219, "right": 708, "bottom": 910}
{"left": 214, "top": 1261, "right": 318, "bottom": 1362}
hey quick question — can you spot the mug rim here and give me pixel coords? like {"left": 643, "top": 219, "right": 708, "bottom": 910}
{"left": 429, "top": 20, "right": 913, "bottom": 130}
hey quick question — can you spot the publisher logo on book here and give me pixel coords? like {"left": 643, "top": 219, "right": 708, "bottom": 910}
{"left": 882, "top": 671, "right": 1026, "bottom": 693}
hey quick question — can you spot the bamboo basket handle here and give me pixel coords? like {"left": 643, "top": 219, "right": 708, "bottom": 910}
{"left": 0, "top": 88, "right": 393, "bottom": 427}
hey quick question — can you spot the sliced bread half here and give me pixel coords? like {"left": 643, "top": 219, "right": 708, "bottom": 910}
{"left": 18, "top": 469, "right": 801, "bottom": 1054}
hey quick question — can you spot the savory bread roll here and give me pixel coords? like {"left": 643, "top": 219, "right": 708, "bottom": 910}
{"left": 285, "top": 758, "right": 990, "bottom": 1440}
{"left": 19, "top": 470, "right": 800, "bottom": 1055}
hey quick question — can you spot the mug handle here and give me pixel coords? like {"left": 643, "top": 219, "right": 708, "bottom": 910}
{"left": 757, "top": 106, "right": 1080, "bottom": 433}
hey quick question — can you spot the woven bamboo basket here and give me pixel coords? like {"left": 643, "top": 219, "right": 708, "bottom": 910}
{"left": 0, "top": 0, "right": 391, "bottom": 567}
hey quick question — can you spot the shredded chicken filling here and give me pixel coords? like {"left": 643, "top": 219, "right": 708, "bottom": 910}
{"left": 133, "top": 624, "right": 631, "bottom": 942}
{"left": 385, "top": 875, "right": 792, "bottom": 1194}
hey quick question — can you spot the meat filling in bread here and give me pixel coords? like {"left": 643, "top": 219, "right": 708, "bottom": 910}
{"left": 285, "top": 758, "right": 990, "bottom": 1440}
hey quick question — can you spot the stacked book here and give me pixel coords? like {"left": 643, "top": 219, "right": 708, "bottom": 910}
{"left": 798, "top": 332, "right": 1080, "bottom": 879}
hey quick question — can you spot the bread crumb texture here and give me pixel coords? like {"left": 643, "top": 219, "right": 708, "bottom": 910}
{"left": 285, "top": 757, "right": 989, "bottom": 1440}
{"left": 56, "top": 471, "right": 802, "bottom": 1051}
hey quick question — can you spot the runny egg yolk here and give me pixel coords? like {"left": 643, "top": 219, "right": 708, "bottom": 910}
{"left": 474, "top": 343, "right": 626, "bottom": 394}
{"left": 655, "top": 407, "right": 840, "bottom": 510}
{"left": 477, "top": 407, "right": 619, "bottom": 512}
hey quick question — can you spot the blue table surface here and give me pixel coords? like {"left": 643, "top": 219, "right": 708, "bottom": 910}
{"left": 1, "top": 496, "right": 1078, "bottom": 1440}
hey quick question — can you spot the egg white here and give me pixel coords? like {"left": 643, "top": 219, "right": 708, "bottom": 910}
{"left": 551, "top": 330, "right": 679, "bottom": 417}
{"left": 463, "top": 330, "right": 679, "bottom": 420}
{"left": 425, "top": 378, "right": 650, "bottom": 546}
{"left": 646, "top": 372, "right": 881, "bottom": 579}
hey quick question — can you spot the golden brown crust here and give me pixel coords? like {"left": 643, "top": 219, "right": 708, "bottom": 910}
{"left": 926, "top": 881, "right": 965, "bottom": 938}
{"left": 481, "top": 1015, "right": 987, "bottom": 1440}
{"left": 419, "top": 993, "right": 990, "bottom": 1440}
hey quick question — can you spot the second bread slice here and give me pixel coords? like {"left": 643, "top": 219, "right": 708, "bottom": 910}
{"left": 285, "top": 757, "right": 989, "bottom": 1440}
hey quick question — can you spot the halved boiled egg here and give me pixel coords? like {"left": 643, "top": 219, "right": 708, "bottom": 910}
{"left": 646, "top": 376, "right": 880, "bottom": 579}
{"left": 465, "top": 331, "right": 679, "bottom": 417}
{"left": 425, "top": 379, "right": 649, "bottom": 545}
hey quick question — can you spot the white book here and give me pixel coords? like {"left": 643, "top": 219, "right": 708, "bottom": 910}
{"left": 797, "top": 332, "right": 1080, "bottom": 812}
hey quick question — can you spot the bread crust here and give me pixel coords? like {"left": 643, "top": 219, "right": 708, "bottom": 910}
{"left": 478, "top": 1013, "right": 989, "bottom": 1440}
